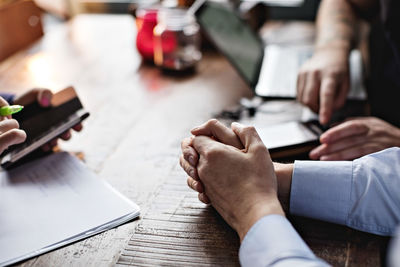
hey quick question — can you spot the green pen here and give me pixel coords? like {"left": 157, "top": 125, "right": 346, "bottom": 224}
{"left": 0, "top": 105, "right": 24, "bottom": 116}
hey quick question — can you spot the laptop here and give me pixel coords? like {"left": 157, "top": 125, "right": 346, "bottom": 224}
{"left": 192, "top": 0, "right": 366, "bottom": 99}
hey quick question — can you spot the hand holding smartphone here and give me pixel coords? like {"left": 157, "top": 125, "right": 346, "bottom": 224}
{"left": 0, "top": 86, "right": 90, "bottom": 168}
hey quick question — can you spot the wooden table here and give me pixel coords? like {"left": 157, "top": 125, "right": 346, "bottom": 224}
{"left": 0, "top": 15, "right": 388, "bottom": 266}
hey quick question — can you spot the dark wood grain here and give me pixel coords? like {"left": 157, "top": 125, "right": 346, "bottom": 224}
{"left": 117, "top": 167, "right": 240, "bottom": 267}
{"left": 0, "top": 14, "right": 388, "bottom": 267}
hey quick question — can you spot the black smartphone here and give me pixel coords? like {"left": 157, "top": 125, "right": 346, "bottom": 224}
{"left": 0, "top": 86, "right": 89, "bottom": 168}
{"left": 257, "top": 121, "right": 322, "bottom": 160}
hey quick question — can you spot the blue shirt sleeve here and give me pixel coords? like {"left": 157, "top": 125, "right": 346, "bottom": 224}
{"left": 239, "top": 215, "right": 330, "bottom": 267}
{"left": 239, "top": 215, "right": 400, "bottom": 267}
{"left": 291, "top": 147, "right": 400, "bottom": 236}
{"left": 239, "top": 148, "right": 400, "bottom": 266}
{"left": 0, "top": 93, "right": 15, "bottom": 104}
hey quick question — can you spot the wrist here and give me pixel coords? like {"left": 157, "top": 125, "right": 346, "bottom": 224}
{"left": 274, "top": 163, "right": 293, "bottom": 212}
{"left": 236, "top": 196, "right": 284, "bottom": 242}
{"left": 274, "top": 163, "right": 293, "bottom": 199}
{"left": 314, "top": 42, "right": 351, "bottom": 56}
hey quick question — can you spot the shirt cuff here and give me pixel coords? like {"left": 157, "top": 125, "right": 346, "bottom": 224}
{"left": 290, "top": 160, "right": 353, "bottom": 225}
{"left": 239, "top": 215, "right": 319, "bottom": 267}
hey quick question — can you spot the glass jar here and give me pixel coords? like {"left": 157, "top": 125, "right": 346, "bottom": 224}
{"left": 135, "top": 7, "right": 159, "bottom": 61}
{"left": 153, "top": 9, "right": 201, "bottom": 71}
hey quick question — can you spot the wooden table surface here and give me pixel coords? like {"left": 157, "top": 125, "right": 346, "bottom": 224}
{"left": 0, "top": 15, "right": 388, "bottom": 266}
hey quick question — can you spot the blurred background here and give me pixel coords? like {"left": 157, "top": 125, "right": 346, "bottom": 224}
{"left": 0, "top": 0, "right": 321, "bottom": 63}
{"left": 29, "top": 0, "right": 321, "bottom": 19}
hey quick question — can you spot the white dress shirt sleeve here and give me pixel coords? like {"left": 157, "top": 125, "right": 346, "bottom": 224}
{"left": 290, "top": 147, "right": 400, "bottom": 236}
{"left": 239, "top": 215, "right": 330, "bottom": 267}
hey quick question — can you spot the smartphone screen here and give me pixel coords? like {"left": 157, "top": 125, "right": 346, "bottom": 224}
{"left": 257, "top": 121, "right": 320, "bottom": 150}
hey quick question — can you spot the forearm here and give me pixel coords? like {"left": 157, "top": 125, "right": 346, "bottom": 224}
{"left": 315, "top": 0, "right": 359, "bottom": 52}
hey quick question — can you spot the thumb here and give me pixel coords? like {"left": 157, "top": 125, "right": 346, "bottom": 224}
{"left": 0, "top": 97, "right": 9, "bottom": 107}
{"left": 191, "top": 119, "right": 243, "bottom": 149}
{"left": 231, "top": 122, "right": 264, "bottom": 152}
{"left": 37, "top": 89, "right": 53, "bottom": 107}
{"left": 13, "top": 88, "right": 53, "bottom": 107}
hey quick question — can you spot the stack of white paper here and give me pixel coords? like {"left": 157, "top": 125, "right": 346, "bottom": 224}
{"left": 0, "top": 152, "right": 140, "bottom": 266}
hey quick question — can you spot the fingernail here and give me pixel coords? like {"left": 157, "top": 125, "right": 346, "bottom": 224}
{"left": 231, "top": 122, "right": 242, "bottom": 127}
{"left": 41, "top": 97, "right": 50, "bottom": 107}
{"left": 62, "top": 132, "right": 71, "bottom": 140}
{"left": 189, "top": 169, "right": 195, "bottom": 178}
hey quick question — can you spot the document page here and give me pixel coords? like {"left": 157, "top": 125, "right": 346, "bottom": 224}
{"left": 0, "top": 152, "right": 140, "bottom": 266}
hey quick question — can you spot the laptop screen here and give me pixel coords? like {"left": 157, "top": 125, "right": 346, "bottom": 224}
{"left": 196, "top": 2, "right": 264, "bottom": 88}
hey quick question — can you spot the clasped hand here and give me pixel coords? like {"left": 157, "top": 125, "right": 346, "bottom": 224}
{"left": 180, "top": 119, "right": 284, "bottom": 241}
